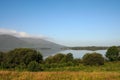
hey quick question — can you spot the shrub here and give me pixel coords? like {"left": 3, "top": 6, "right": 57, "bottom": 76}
{"left": 52, "top": 53, "right": 66, "bottom": 63}
{"left": 44, "top": 56, "right": 53, "bottom": 64}
{"left": 27, "top": 61, "right": 42, "bottom": 71}
{"left": 106, "top": 46, "right": 120, "bottom": 61}
{"left": 5, "top": 48, "right": 43, "bottom": 68}
{"left": 45, "top": 53, "right": 74, "bottom": 64}
{"left": 0, "top": 52, "right": 4, "bottom": 65}
{"left": 73, "top": 58, "right": 82, "bottom": 66}
{"left": 15, "top": 63, "right": 26, "bottom": 71}
{"left": 82, "top": 53, "right": 104, "bottom": 66}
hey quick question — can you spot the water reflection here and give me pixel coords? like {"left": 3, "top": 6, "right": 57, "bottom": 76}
{"left": 57, "top": 50, "right": 107, "bottom": 58}
{"left": 40, "top": 49, "right": 107, "bottom": 59}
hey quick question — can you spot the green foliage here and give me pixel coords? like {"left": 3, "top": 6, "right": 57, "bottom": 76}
{"left": 52, "top": 53, "right": 66, "bottom": 63}
{"left": 1, "top": 48, "right": 43, "bottom": 69}
{"left": 82, "top": 53, "right": 104, "bottom": 66}
{"left": 73, "top": 58, "right": 82, "bottom": 65}
{"left": 44, "top": 53, "right": 76, "bottom": 69}
{"left": 45, "top": 53, "right": 74, "bottom": 64}
{"left": 1, "top": 46, "right": 120, "bottom": 72}
{"left": 0, "top": 62, "right": 9, "bottom": 69}
{"left": 0, "top": 52, "right": 4, "bottom": 65}
{"left": 27, "top": 61, "right": 42, "bottom": 71}
{"left": 44, "top": 56, "right": 54, "bottom": 64}
{"left": 106, "top": 46, "right": 120, "bottom": 61}
{"left": 0, "top": 52, "right": 9, "bottom": 69}
{"left": 66, "top": 53, "right": 73, "bottom": 62}
{"left": 23, "top": 50, "right": 43, "bottom": 65}
{"left": 45, "top": 61, "right": 120, "bottom": 72}
{"left": 15, "top": 63, "right": 26, "bottom": 71}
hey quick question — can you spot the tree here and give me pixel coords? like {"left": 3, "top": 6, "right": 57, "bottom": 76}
{"left": 0, "top": 52, "right": 4, "bottom": 65}
{"left": 15, "top": 63, "right": 26, "bottom": 71}
{"left": 45, "top": 56, "right": 53, "bottom": 64}
{"left": 66, "top": 53, "right": 73, "bottom": 62}
{"left": 73, "top": 58, "right": 82, "bottom": 65}
{"left": 60, "top": 53, "right": 74, "bottom": 63}
{"left": 5, "top": 48, "right": 43, "bottom": 68}
{"left": 23, "top": 50, "right": 43, "bottom": 65}
{"left": 52, "top": 53, "right": 65, "bottom": 63}
{"left": 106, "top": 46, "right": 120, "bottom": 61}
{"left": 82, "top": 53, "right": 104, "bottom": 66}
{"left": 27, "top": 61, "right": 42, "bottom": 71}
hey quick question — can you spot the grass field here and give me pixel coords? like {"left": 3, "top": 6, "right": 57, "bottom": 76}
{"left": 0, "top": 62, "right": 120, "bottom": 80}
{"left": 0, "top": 71, "right": 120, "bottom": 80}
{"left": 44, "top": 61, "right": 120, "bottom": 72}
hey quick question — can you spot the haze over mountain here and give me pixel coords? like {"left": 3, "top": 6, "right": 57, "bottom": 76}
{"left": 0, "top": 34, "right": 64, "bottom": 56}
{"left": 21, "top": 38, "right": 63, "bottom": 49}
{"left": 0, "top": 35, "right": 28, "bottom": 50}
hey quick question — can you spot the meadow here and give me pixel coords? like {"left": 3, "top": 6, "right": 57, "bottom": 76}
{"left": 0, "top": 71, "right": 120, "bottom": 80}
{"left": 0, "top": 61, "right": 120, "bottom": 80}
{"left": 44, "top": 61, "right": 120, "bottom": 72}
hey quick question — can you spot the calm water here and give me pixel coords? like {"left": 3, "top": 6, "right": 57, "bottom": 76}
{"left": 41, "top": 49, "right": 107, "bottom": 59}
{"left": 56, "top": 50, "right": 107, "bottom": 58}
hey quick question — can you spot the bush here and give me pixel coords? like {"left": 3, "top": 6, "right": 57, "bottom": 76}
{"left": 0, "top": 52, "right": 4, "bottom": 65}
{"left": 5, "top": 48, "right": 43, "bottom": 68}
{"left": 44, "top": 56, "right": 53, "bottom": 64}
{"left": 27, "top": 61, "right": 42, "bottom": 71}
{"left": 15, "top": 63, "right": 26, "bottom": 71}
{"left": 73, "top": 58, "right": 82, "bottom": 66}
{"left": 82, "top": 53, "right": 104, "bottom": 66}
{"left": 52, "top": 53, "right": 66, "bottom": 63}
{"left": 45, "top": 53, "right": 74, "bottom": 64}
{"left": 106, "top": 46, "right": 120, "bottom": 61}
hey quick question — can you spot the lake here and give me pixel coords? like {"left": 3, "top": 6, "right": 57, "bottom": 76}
{"left": 40, "top": 49, "right": 107, "bottom": 59}
{"left": 54, "top": 50, "right": 107, "bottom": 59}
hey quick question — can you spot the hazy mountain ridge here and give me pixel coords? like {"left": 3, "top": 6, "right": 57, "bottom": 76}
{"left": 0, "top": 34, "right": 64, "bottom": 52}
{"left": 21, "top": 38, "right": 63, "bottom": 49}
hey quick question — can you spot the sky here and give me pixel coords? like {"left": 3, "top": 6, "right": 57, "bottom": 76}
{"left": 0, "top": 0, "right": 120, "bottom": 46}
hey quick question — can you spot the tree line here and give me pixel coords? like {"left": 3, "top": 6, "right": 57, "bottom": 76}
{"left": 0, "top": 46, "right": 120, "bottom": 71}
{"left": 62, "top": 46, "right": 120, "bottom": 51}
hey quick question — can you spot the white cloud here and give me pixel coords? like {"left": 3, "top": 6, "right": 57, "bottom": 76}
{"left": 0, "top": 28, "right": 50, "bottom": 40}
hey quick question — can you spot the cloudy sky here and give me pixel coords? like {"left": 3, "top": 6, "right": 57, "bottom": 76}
{"left": 0, "top": 0, "right": 120, "bottom": 46}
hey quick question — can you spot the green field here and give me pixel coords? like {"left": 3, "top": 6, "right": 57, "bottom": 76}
{"left": 0, "top": 71, "right": 120, "bottom": 80}
{"left": 44, "top": 61, "right": 120, "bottom": 72}
{"left": 0, "top": 61, "right": 120, "bottom": 80}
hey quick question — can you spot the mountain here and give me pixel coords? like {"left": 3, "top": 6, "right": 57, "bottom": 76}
{"left": 0, "top": 34, "right": 64, "bottom": 56}
{"left": 0, "top": 35, "right": 30, "bottom": 51}
{"left": 21, "top": 38, "right": 63, "bottom": 49}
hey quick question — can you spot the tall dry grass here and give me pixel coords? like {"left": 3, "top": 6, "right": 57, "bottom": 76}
{"left": 0, "top": 71, "right": 120, "bottom": 80}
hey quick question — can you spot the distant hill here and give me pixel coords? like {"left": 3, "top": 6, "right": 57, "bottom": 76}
{"left": 0, "top": 34, "right": 64, "bottom": 56}
{"left": 21, "top": 38, "right": 63, "bottom": 49}
{"left": 0, "top": 35, "right": 30, "bottom": 51}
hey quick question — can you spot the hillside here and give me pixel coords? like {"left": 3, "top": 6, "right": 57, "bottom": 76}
{"left": 21, "top": 38, "right": 63, "bottom": 49}
{"left": 0, "top": 34, "right": 64, "bottom": 56}
{"left": 0, "top": 35, "right": 29, "bottom": 51}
